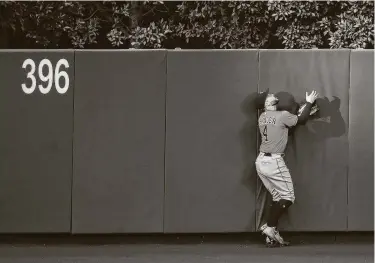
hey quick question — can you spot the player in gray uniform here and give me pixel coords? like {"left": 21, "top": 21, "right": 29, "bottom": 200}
{"left": 255, "top": 89, "right": 319, "bottom": 246}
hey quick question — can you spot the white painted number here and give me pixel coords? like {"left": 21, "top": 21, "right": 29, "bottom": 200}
{"left": 21, "top": 58, "right": 70, "bottom": 94}
{"left": 21, "top": 59, "right": 37, "bottom": 94}
{"left": 55, "top": 58, "right": 70, "bottom": 94}
{"left": 38, "top": 59, "right": 54, "bottom": 94}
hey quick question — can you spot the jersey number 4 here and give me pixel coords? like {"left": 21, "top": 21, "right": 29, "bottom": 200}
{"left": 262, "top": 126, "right": 268, "bottom": 142}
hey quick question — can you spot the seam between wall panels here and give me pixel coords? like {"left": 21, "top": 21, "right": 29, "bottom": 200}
{"left": 70, "top": 50, "right": 76, "bottom": 234}
{"left": 255, "top": 50, "right": 260, "bottom": 231}
{"left": 347, "top": 50, "right": 351, "bottom": 231}
{"left": 163, "top": 51, "right": 168, "bottom": 233}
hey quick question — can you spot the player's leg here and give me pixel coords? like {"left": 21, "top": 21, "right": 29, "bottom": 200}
{"left": 255, "top": 154, "right": 276, "bottom": 200}
{"left": 265, "top": 200, "right": 292, "bottom": 246}
{"left": 255, "top": 155, "right": 286, "bottom": 245}
{"left": 264, "top": 155, "right": 295, "bottom": 245}
{"left": 267, "top": 155, "right": 295, "bottom": 227}
{"left": 255, "top": 155, "right": 276, "bottom": 242}
{"left": 267, "top": 199, "right": 293, "bottom": 228}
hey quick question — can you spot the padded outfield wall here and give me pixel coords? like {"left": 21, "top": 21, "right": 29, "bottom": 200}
{"left": 0, "top": 50, "right": 372, "bottom": 233}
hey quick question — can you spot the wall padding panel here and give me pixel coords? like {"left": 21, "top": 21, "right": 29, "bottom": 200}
{"left": 257, "top": 50, "right": 350, "bottom": 231}
{"left": 72, "top": 51, "right": 166, "bottom": 233}
{"left": 0, "top": 51, "right": 73, "bottom": 233}
{"left": 348, "top": 50, "right": 374, "bottom": 231}
{"left": 165, "top": 51, "right": 259, "bottom": 233}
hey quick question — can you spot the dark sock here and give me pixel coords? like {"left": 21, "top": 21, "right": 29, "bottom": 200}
{"left": 267, "top": 201, "right": 292, "bottom": 227}
{"left": 267, "top": 202, "right": 283, "bottom": 227}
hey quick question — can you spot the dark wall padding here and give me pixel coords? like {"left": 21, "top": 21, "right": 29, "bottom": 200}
{"left": 258, "top": 50, "right": 350, "bottom": 231}
{"left": 164, "top": 51, "right": 259, "bottom": 233}
{"left": 72, "top": 51, "right": 166, "bottom": 233}
{"left": 348, "top": 50, "right": 374, "bottom": 231}
{"left": 0, "top": 51, "right": 74, "bottom": 232}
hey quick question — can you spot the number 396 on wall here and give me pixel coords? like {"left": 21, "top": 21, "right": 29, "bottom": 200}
{"left": 21, "top": 58, "right": 70, "bottom": 95}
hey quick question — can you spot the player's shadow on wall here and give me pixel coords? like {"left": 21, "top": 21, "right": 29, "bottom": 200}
{"left": 239, "top": 91, "right": 261, "bottom": 231}
{"left": 286, "top": 95, "right": 346, "bottom": 176}
{"left": 249, "top": 92, "right": 347, "bottom": 230}
{"left": 287, "top": 96, "right": 345, "bottom": 140}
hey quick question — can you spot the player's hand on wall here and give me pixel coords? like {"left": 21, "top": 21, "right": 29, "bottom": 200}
{"left": 306, "top": 90, "right": 319, "bottom": 104}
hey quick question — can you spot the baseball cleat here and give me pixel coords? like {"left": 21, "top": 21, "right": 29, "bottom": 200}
{"left": 260, "top": 224, "right": 290, "bottom": 247}
{"left": 273, "top": 228, "right": 290, "bottom": 246}
{"left": 260, "top": 224, "right": 277, "bottom": 242}
{"left": 265, "top": 236, "right": 277, "bottom": 248}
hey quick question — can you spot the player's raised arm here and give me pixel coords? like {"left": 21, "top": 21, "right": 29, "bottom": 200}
{"left": 280, "top": 90, "right": 319, "bottom": 127}
{"left": 296, "top": 90, "right": 319, "bottom": 125}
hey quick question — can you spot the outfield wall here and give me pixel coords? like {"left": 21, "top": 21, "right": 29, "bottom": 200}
{"left": 0, "top": 50, "right": 372, "bottom": 233}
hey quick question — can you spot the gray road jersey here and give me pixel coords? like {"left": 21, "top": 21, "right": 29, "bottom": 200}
{"left": 258, "top": 110, "right": 298, "bottom": 153}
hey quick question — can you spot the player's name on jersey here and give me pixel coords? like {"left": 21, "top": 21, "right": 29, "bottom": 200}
{"left": 259, "top": 116, "right": 276, "bottom": 125}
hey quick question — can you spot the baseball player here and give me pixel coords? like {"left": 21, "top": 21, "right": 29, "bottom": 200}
{"left": 255, "top": 89, "right": 319, "bottom": 246}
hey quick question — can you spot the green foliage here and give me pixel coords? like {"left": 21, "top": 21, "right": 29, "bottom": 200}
{"left": 327, "top": 1, "right": 374, "bottom": 49}
{"left": 268, "top": 0, "right": 328, "bottom": 48}
{"left": 1, "top": 1, "right": 103, "bottom": 47}
{"left": 173, "top": 1, "right": 271, "bottom": 48}
{"left": 267, "top": 0, "right": 374, "bottom": 49}
{"left": 0, "top": 1, "right": 373, "bottom": 49}
{"left": 127, "top": 19, "right": 172, "bottom": 48}
{"left": 0, "top": 1, "right": 172, "bottom": 48}
{"left": 105, "top": 1, "right": 172, "bottom": 48}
